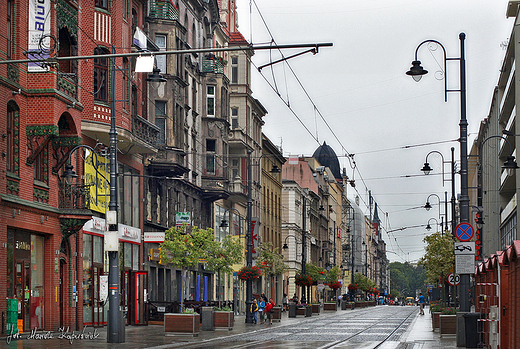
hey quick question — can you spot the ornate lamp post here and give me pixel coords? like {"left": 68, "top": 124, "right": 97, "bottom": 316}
{"left": 408, "top": 33, "right": 470, "bottom": 312}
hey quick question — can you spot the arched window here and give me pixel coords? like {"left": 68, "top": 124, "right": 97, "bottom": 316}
{"left": 93, "top": 47, "right": 109, "bottom": 102}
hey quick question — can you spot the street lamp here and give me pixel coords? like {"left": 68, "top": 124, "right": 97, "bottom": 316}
{"left": 421, "top": 149, "right": 456, "bottom": 236}
{"left": 408, "top": 33, "right": 470, "bottom": 312}
{"left": 425, "top": 217, "right": 439, "bottom": 232}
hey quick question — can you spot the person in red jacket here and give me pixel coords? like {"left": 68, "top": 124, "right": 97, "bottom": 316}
{"left": 265, "top": 298, "right": 275, "bottom": 325}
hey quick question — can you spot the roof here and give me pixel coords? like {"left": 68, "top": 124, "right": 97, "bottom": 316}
{"left": 229, "top": 32, "right": 249, "bottom": 46}
{"left": 312, "top": 141, "right": 342, "bottom": 180}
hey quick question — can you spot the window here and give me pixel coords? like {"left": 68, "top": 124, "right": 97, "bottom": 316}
{"left": 155, "top": 35, "right": 167, "bottom": 73}
{"left": 6, "top": 102, "right": 19, "bottom": 174}
{"left": 191, "top": 78, "right": 197, "bottom": 110}
{"left": 33, "top": 149, "right": 47, "bottom": 183}
{"left": 118, "top": 164, "right": 140, "bottom": 227}
{"left": 155, "top": 101, "right": 167, "bottom": 144}
{"left": 206, "top": 86, "right": 215, "bottom": 117}
{"left": 94, "top": 47, "right": 109, "bottom": 102}
{"left": 192, "top": 23, "right": 196, "bottom": 48}
{"left": 123, "top": 0, "right": 129, "bottom": 20}
{"left": 231, "top": 108, "right": 239, "bottom": 129}
{"left": 122, "top": 58, "right": 129, "bottom": 110}
{"left": 7, "top": 0, "right": 13, "bottom": 58}
{"left": 95, "top": 0, "right": 108, "bottom": 10}
{"left": 231, "top": 158, "right": 240, "bottom": 180}
{"left": 231, "top": 57, "right": 238, "bottom": 83}
{"left": 206, "top": 139, "right": 216, "bottom": 173}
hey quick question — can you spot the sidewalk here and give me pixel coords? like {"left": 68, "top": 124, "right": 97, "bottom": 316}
{"left": 400, "top": 308, "right": 459, "bottom": 349}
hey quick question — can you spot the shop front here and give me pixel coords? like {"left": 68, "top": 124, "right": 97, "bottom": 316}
{"left": 6, "top": 229, "right": 45, "bottom": 332}
{"left": 82, "top": 218, "right": 146, "bottom": 327}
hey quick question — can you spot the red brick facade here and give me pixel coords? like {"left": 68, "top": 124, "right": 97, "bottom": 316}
{"left": 0, "top": 0, "right": 148, "bottom": 332}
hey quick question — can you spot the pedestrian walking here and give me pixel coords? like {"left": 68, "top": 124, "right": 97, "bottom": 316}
{"left": 265, "top": 298, "right": 275, "bottom": 325}
{"left": 250, "top": 299, "right": 259, "bottom": 324}
{"left": 282, "top": 293, "right": 288, "bottom": 312}
{"left": 258, "top": 298, "right": 266, "bottom": 324}
{"left": 418, "top": 293, "right": 425, "bottom": 315}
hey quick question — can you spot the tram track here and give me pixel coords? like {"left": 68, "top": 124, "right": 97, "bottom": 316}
{"left": 152, "top": 306, "right": 419, "bottom": 349}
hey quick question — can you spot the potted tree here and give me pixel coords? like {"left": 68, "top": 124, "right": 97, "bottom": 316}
{"left": 294, "top": 273, "right": 313, "bottom": 316}
{"left": 204, "top": 235, "right": 243, "bottom": 330}
{"left": 256, "top": 242, "right": 288, "bottom": 321}
{"left": 160, "top": 226, "right": 215, "bottom": 335}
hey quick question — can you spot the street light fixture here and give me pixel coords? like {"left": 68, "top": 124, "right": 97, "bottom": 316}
{"left": 408, "top": 33, "right": 471, "bottom": 312}
{"left": 425, "top": 218, "right": 439, "bottom": 232}
{"left": 421, "top": 149, "right": 456, "bottom": 236}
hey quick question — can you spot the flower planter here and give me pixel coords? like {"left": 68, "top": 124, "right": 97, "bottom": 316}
{"left": 439, "top": 314, "right": 457, "bottom": 336}
{"left": 323, "top": 303, "right": 337, "bottom": 311}
{"left": 296, "top": 306, "right": 312, "bottom": 317}
{"left": 432, "top": 312, "right": 441, "bottom": 332}
{"left": 272, "top": 307, "right": 282, "bottom": 322}
{"left": 164, "top": 313, "right": 200, "bottom": 336}
{"left": 214, "top": 311, "right": 234, "bottom": 330}
{"left": 311, "top": 304, "right": 320, "bottom": 314}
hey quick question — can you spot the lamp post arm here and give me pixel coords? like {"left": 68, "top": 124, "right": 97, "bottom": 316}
{"left": 414, "top": 39, "right": 448, "bottom": 101}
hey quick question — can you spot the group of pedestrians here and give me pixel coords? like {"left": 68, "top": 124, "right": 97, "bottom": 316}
{"left": 250, "top": 293, "right": 275, "bottom": 325}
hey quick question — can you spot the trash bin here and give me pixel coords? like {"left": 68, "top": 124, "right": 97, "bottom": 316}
{"left": 341, "top": 300, "right": 347, "bottom": 310}
{"left": 6, "top": 299, "right": 18, "bottom": 334}
{"left": 201, "top": 307, "right": 214, "bottom": 331}
{"left": 463, "top": 312, "right": 483, "bottom": 348}
{"left": 288, "top": 302, "right": 296, "bottom": 318}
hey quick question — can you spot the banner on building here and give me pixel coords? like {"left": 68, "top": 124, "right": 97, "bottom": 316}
{"left": 28, "top": 0, "right": 51, "bottom": 72}
{"left": 84, "top": 151, "right": 110, "bottom": 214}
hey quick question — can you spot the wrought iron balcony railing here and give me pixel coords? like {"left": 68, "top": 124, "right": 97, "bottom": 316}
{"left": 202, "top": 57, "right": 224, "bottom": 74}
{"left": 149, "top": 0, "right": 179, "bottom": 20}
{"left": 59, "top": 182, "right": 91, "bottom": 210}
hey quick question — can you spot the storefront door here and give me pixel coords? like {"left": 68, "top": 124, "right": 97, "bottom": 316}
{"left": 15, "top": 261, "right": 30, "bottom": 332}
{"left": 129, "top": 271, "right": 148, "bottom": 325}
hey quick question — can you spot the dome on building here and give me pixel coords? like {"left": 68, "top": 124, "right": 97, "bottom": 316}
{"left": 312, "top": 141, "right": 342, "bottom": 180}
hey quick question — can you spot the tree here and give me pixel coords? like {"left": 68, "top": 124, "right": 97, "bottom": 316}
{"left": 204, "top": 235, "right": 243, "bottom": 307}
{"left": 389, "top": 261, "right": 427, "bottom": 298}
{"left": 418, "top": 232, "right": 455, "bottom": 307}
{"left": 256, "top": 242, "right": 287, "bottom": 299}
{"left": 160, "top": 226, "right": 239, "bottom": 307}
{"left": 354, "top": 273, "right": 376, "bottom": 293}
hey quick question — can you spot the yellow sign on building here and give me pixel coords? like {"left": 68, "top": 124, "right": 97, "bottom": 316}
{"left": 84, "top": 152, "right": 110, "bottom": 213}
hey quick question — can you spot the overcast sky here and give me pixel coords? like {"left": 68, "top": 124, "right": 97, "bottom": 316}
{"left": 235, "top": 0, "right": 515, "bottom": 264}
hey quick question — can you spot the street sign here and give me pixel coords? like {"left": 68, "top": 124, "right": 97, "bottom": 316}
{"left": 447, "top": 272, "right": 460, "bottom": 286}
{"left": 454, "top": 241, "right": 475, "bottom": 255}
{"left": 455, "top": 222, "right": 474, "bottom": 242}
{"left": 456, "top": 254, "right": 475, "bottom": 274}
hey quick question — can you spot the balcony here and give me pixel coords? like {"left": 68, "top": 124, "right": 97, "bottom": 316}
{"left": 202, "top": 56, "right": 224, "bottom": 74}
{"left": 133, "top": 114, "right": 160, "bottom": 146}
{"left": 59, "top": 182, "right": 92, "bottom": 213}
{"left": 57, "top": 72, "right": 78, "bottom": 100}
{"left": 149, "top": 0, "right": 179, "bottom": 20}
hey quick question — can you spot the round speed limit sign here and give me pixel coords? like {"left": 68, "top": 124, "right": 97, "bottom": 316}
{"left": 447, "top": 272, "right": 460, "bottom": 286}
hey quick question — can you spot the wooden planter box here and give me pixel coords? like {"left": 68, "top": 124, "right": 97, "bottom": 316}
{"left": 164, "top": 313, "right": 200, "bottom": 336}
{"left": 311, "top": 304, "right": 320, "bottom": 314}
{"left": 296, "top": 306, "right": 312, "bottom": 317}
{"left": 439, "top": 314, "right": 457, "bottom": 336}
{"left": 432, "top": 312, "right": 441, "bottom": 332}
{"left": 323, "top": 303, "right": 337, "bottom": 311}
{"left": 214, "top": 311, "right": 234, "bottom": 330}
{"left": 272, "top": 307, "right": 282, "bottom": 322}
